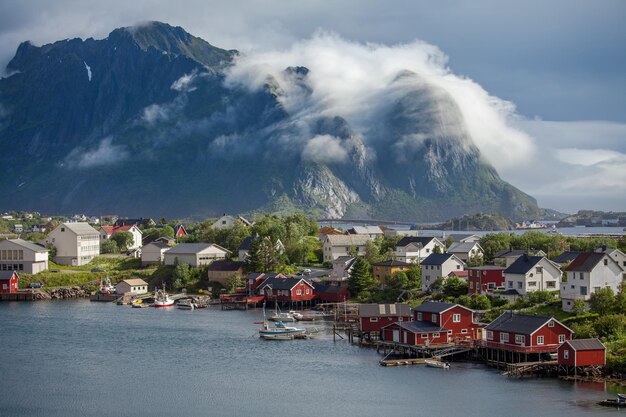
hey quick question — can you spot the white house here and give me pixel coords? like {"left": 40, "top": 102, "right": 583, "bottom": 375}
{"left": 116, "top": 278, "right": 149, "bottom": 295}
{"left": 445, "top": 234, "right": 481, "bottom": 243}
{"left": 237, "top": 236, "right": 284, "bottom": 262}
{"left": 328, "top": 256, "right": 356, "bottom": 282}
{"left": 100, "top": 224, "right": 143, "bottom": 250}
{"left": 0, "top": 238, "right": 49, "bottom": 278}
{"left": 561, "top": 252, "right": 625, "bottom": 311}
{"left": 396, "top": 236, "right": 446, "bottom": 264}
{"left": 42, "top": 222, "right": 100, "bottom": 266}
{"left": 211, "top": 214, "right": 253, "bottom": 230}
{"left": 163, "top": 243, "right": 230, "bottom": 267}
{"left": 503, "top": 255, "right": 562, "bottom": 296}
{"left": 447, "top": 242, "right": 484, "bottom": 263}
{"left": 494, "top": 249, "right": 547, "bottom": 267}
{"left": 420, "top": 253, "right": 466, "bottom": 291}
{"left": 323, "top": 234, "right": 371, "bottom": 262}
{"left": 597, "top": 247, "right": 626, "bottom": 270}
{"left": 141, "top": 242, "right": 170, "bottom": 266}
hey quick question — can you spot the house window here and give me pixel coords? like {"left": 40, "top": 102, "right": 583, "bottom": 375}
{"left": 305, "top": 289, "right": 310, "bottom": 295}
{"left": 528, "top": 281, "right": 536, "bottom": 287}
{"left": 500, "top": 332, "right": 509, "bottom": 343}
{"left": 453, "top": 313, "right": 461, "bottom": 323}
{"left": 296, "top": 289, "right": 302, "bottom": 295}
{"left": 515, "top": 335, "right": 525, "bottom": 345}
{"left": 548, "top": 320, "right": 554, "bottom": 327}
{"left": 487, "top": 331, "right": 493, "bottom": 340}
{"left": 488, "top": 283, "right": 495, "bottom": 289}
{"left": 508, "top": 281, "right": 513, "bottom": 288}
{"left": 421, "top": 333, "right": 428, "bottom": 338}
{"left": 517, "top": 282, "right": 523, "bottom": 289}
{"left": 546, "top": 281, "right": 556, "bottom": 289}
{"left": 370, "top": 317, "right": 378, "bottom": 322}
{"left": 461, "top": 329, "right": 468, "bottom": 334}
{"left": 537, "top": 336, "right": 544, "bottom": 345}
{"left": 563, "top": 349, "right": 569, "bottom": 360}
{"left": 417, "top": 312, "right": 422, "bottom": 321}
{"left": 433, "top": 332, "right": 440, "bottom": 338}
{"left": 469, "top": 282, "right": 474, "bottom": 289}
{"left": 579, "top": 273, "right": 584, "bottom": 280}
{"left": 456, "top": 265, "right": 460, "bottom": 270}
{"left": 580, "top": 286, "right": 587, "bottom": 296}
{"left": 432, "top": 314, "right": 438, "bottom": 323}
{"left": 536, "top": 267, "right": 543, "bottom": 273}
{"left": 559, "top": 334, "right": 566, "bottom": 343}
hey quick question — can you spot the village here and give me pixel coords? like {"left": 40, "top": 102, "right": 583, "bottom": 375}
{"left": 0, "top": 210, "right": 625, "bottom": 398}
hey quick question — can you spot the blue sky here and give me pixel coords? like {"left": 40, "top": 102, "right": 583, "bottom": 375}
{"left": 0, "top": 0, "right": 624, "bottom": 212}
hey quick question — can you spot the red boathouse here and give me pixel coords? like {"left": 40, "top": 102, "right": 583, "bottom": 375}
{"left": 0, "top": 271, "right": 19, "bottom": 293}
{"left": 558, "top": 338, "right": 606, "bottom": 368}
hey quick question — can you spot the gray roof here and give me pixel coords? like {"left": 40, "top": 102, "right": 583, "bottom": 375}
{"left": 552, "top": 251, "right": 581, "bottom": 264}
{"left": 447, "top": 242, "right": 481, "bottom": 253}
{"left": 421, "top": 253, "right": 459, "bottom": 266}
{"left": 5, "top": 238, "right": 48, "bottom": 252}
{"left": 349, "top": 226, "right": 383, "bottom": 235}
{"left": 494, "top": 249, "right": 528, "bottom": 258}
{"left": 62, "top": 222, "right": 99, "bottom": 235}
{"left": 145, "top": 241, "right": 170, "bottom": 249}
{"left": 386, "top": 321, "right": 446, "bottom": 333}
{"left": 413, "top": 301, "right": 458, "bottom": 314}
{"left": 447, "top": 234, "right": 479, "bottom": 242}
{"left": 397, "top": 236, "right": 438, "bottom": 248}
{"left": 486, "top": 313, "right": 558, "bottom": 335}
{"left": 358, "top": 303, "right": 411, "bottom": 317}
{"left": 165, "top": 243, "right": 230, "bottom": 255}
{"left": 504, "top": 255, "right": 544, "bottom": 275}
{"left": 325, "top": 234, "right": 371, "bottom": 246}
{"left": 565, "top": 338, "right": 605, "bottom": 351}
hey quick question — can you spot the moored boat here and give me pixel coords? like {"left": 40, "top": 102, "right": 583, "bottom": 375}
{"left": 259, "top": 321, "right": 306, "bottom": 340}
{"left": 425, "top": 359, "right": 450, "bottom": 369}
{"left": 176, "top": 299, "right": 196, "bottom": 310}
{"left": 268, "top": 311, "right": 297, "bottom": 322}
{"left": 153, "top": 287, "right": 174, "bottom": 307}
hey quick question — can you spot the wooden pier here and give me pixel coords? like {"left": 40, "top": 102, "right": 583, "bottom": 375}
{"left": 380, "top": 358, "right": 428, "bottom": 367}
{"left": 0, "top": 290, "right": 48, "bottom": 301}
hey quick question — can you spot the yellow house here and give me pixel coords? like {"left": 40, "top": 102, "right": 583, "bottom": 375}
{"left": 372, "top": 260, "right": 411, "bottom": 287}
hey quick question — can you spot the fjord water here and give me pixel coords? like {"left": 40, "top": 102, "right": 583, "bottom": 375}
{"left": 0, "top": 301, "right": 617, "bottom": 417}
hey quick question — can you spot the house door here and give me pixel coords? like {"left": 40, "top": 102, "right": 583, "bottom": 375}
{"left": 403, "top": 331, "right": 408, "bottom": 344}
{"left": 392, "top": 330, "right": 400, "bottom": 343}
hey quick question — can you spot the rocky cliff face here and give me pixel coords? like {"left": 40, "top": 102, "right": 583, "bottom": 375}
{"left": 0, "top": 22, "right": 542, "bottom": 221}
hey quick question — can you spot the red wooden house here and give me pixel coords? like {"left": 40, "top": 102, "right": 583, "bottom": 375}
{"left": 246, "top": 272, "right": 286, "bottom": 293}
{"left": 483, "top": 313, "right": 573, "bottom": 353}
{"left": 174, "top": 224, "right": 188, "bottom": 238}
{"left": 0, "top": 271, "right": 19, "bottom": 293}
{"left": 413, "top": 301, "right": 483, "bottom": 341}
{"left": 314, "top": 283, "right": 350, "bottom": 303}
{"left": 558, "top": 339, "right": 606, "bottom": 368}
{"left": 358, "top": 303, "right": 412, "bottom": 332}
{"left": 257, "top": 276, "right": 315, "bottom": 304}
{"left": 467, "top": 265, "right": 505, "bottom": 294}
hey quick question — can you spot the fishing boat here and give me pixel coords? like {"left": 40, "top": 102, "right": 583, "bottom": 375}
{"left": 259, "top": 321, "right": 306, "bottom": 340}
{"left": 425, "top": 359, "right": 450, "bottom": 369}
{"left": 176, "top": 299, "right": 196, "bottom": 310}
{"left": 153, "top": 287, "right": 174, "bottom": 307}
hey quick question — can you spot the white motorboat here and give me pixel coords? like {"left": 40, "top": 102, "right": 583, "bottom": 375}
{"left": 176, "top": 299, "right": 196, "bottom": 310}
{"left": 425, "top": 359, "right": 450, "bottom": 369}
{"left": 153, "top": 287, "right": 174, "bottom": 307}
{"left": 259, "top": 321, "right": 306, "bottom": 340}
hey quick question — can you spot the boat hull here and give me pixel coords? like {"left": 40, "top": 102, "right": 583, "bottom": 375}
{"left": 154, "top": 302, "right": 174, "bottom": 307}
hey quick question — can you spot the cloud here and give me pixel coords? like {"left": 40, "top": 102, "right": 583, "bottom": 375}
{"left": 226, "top": 31, "right": 537, "bottom": 171}
{"left": 170, "top": 71, "right": 198, "bottom": 92}
{"left": 301, "top": 135, "right": 348, "bottom": 164}
{"left": 67, "top": 137, "right": 128, "bottom": 169}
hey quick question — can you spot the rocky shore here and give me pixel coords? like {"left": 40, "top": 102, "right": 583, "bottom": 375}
{"left": 47, "top": 286, "right": 90, "bottom": 299}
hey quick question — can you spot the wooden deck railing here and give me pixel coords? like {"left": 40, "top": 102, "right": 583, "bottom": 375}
{"left": 477, "top": 340, "right": 558, "bottom": 353}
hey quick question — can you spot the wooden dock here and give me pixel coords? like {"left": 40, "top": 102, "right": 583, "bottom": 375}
{"left": 380, "top": 358, "right": 427, "bottom": 367}
{"left": 0, "top": 290, "right": 47, "bottom": 301}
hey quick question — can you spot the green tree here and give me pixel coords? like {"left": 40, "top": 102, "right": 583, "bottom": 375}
{"left": 111, "top": 231, "right": 134, "bottom": 252}
{"left": 245, "top": 236, "right": 282, "bottom": 272}
{"left": 45, "top": 243, "right": 57, "bottom": 261}
{"left": 364, "top": 240, "right": 384, "bottom": 264}
{"left": 589, "top": 287, "right": 616, "bottom": 315}
{"left": 572, "top": 299, "right": 587, "bottom": 315}
{"left": 386, "top": 271, "right": 409, "bottom": 289}
{"left": 225, "top": 273, "right": 244, "bottom": 293}
{"left": 471, "top": 294, "right": 491, "bottom": 310}
{"left": 594, "top": 314, "right": 626, "bottom": 341}
{"left": 100, "top": 239, "right": 118, "bottom": 254}
{"left": 348, "top": 257, "right": 373, "bottom": 297}
{"left": 429, "top": 277, "right": 444, "bottom": 293}
{"left": 443, "top": 276, "right": 469, "bottom": 298}
{"left": 406, "top": 266, "right": 422, "bottom": 290}
{"left": 172, "top": 263, "right": 191, "bottom": 290}
{"left": 479, "top": 233, "right": 513, "bottom": 262}
{"left": 433, "top": 245, "right": 443, "bottom": 254}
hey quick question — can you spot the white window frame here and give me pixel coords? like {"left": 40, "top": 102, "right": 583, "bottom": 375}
{"left": 421, "top": 333, "right": 428, "bottom": 339}
{"left": 558, "top": 334, "right": 565, "bottom": 343}
{"left": 296, "top": 289, "right": 302, "bottom": 295}
{"left": 432, "top": 314, "right": 438, "bottom": 323}
{"left": 461, "top": 329, "right": 468, "bottom": 334}
{"left": 500, "top": 332, "right": 509, "bottom": 343}
{"left": 487, "top": 330, "right": 493, "bottom": 340}
{"left": 433, "top": 332, "right": 440, "bottom": 338}
{"left": 515, "top": 335, "right": 525, "bottom": 345}
{"left": 548, "top": 321, "right": 555, "bottom": 328}
{"left": 537, "top": 335, "right": 544, "bottom": 345}
{"left": 369, "top": 317, "right": 379, "bottom": 322}
{"left": 563, "top": 349, "right": 569, "bottom": 360}
{"left": 452, "top": 313, "right": 461, "bottom": 323}
{"left": 417, "top": 312, "right": 422, "bottom": 321}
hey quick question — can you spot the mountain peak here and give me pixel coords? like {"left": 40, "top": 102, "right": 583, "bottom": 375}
{"left": 110, "top": 21, "right": 236, "bottom": 68}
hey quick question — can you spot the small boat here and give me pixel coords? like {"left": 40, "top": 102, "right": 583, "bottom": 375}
{"left": 131, "top": 298, "right": 143, "bottom": 306}
{"left": 176, "top": 299, "right": 196, "bottom": 310}
{"left": 425, "top": 359, "right": 450, "bottom": 369}
{"left": 259, "top": 321, "right": 306, "bottom": 340}
{"left": 153, "top": 287, "right": 174, "bottom": 307}
{"left": 289, "top": 311, "right": 304, "bottom": 320}
{"left": 268, "top": 309, "right": 297, "bottom": 322}
{"left": 598, "top": 394, "right": 626, "bottom": 408}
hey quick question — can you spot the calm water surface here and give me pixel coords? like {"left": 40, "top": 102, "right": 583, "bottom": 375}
{"left": 0, "top": 301, "right": 619, "bottom": 417}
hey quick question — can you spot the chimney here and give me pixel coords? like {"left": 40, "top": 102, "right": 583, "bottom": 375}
{"left": 523, "top": 253, "right": 528, "bottom": 261}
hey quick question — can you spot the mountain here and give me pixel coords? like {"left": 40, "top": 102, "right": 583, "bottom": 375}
{"left": 0, "top": 22, "right": 542, "bottom": 221}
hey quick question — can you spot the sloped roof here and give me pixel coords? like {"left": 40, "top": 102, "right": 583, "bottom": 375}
{"left": 447, "top": 242, "right": 481, "bottom": 253}
{"left": 325, "top": 234, "right": 371, "bottom": 246}
{"left": 238, "top": 236, "right": 253, "bottom": 251}
{"left": 565, "top": 252, "right": 606, "bottom": 272}
{"left": 466, "top": 265, "right": 505, "bottom": 271}
{"left": 318, "top": 226, "right": 343, "bottom": 236}
{"left": 165, "top": 243, "right": 230, "bottom": 255}
{"left": 421, "top": 253, "right": 456, "bottom": 266}
{"left": 4, "top": 238, "right": 47, "bottom": 253}
{"left": 207, "top": 260, "right": 244, "bottom": 271}
{"left": 62, "top": 222, "right": 99, "bottom": 235}
{"left": 448, "top": 270, "right": 468, "bottom": 278}
{"left": 564, "top": 338, "right": 605, "bottom": 351}
{"left": 447, "top": 234, "right": 479, "bottom": 242}
{"left": 486, "top": 313, "right": 558, "bottom": 335}
{"left": 494, "top": 249, "right": 528, "bottom": 258}
{"left": 359, "top": 303, "right": 411, "bottom": 317}
{"left": 397, "top": 236, "right": 437, "bottom": 248}
{"left": 372, "top": 260, "right": 411, "bottom": 267}
{"left": 349, "top": 226, "right": 383, "bottom": 235}
{"left": 386, "top": 321, "right": 446, "bottom": 333}
{"left": 144, "top": 241, "right": 170, "bottom": 249}
{"left": 101, "top": 225, "right": 137, "bottom": 235}
{"left": 259, "top": 276, "right": 313, "bottom": 291}
{"left": 119, "top": 279, "right": 148, "bottom": 286}
{"left": 414, "top": 301, "right": 456, "bottom": 314}
{"left": 552, "top": 251, "right": 581, "bottom": 264}
{"left": 504, "top": 255, "right": 544, "bottom": 274}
